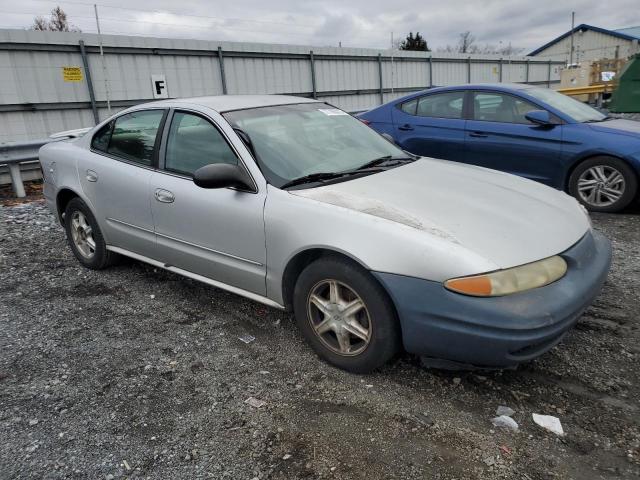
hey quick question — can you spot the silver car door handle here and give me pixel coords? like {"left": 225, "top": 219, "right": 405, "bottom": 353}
{"left": 86, "top": 169, "right": 98, "bottom": 182}
{"left": 155, "top": 189, "right": 175, "bottom": 203}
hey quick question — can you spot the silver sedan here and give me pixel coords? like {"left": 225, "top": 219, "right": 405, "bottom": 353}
{"left": 40, "top": 95, "right": 612, "bottom": 372}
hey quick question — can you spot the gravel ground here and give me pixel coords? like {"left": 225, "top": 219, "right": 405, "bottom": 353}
{"left": 1, "top": 199, "right": 639, "bottom": 480}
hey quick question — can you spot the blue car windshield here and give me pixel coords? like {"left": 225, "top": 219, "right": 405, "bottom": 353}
{"left": 524, "top": 86, "right": 607, "bottom": 123}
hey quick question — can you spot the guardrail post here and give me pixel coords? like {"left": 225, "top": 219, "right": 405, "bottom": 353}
{"left": 309, "top": 50, "right": 317, "bottom": 99}
{"left": 428, "top": 55, "right": 433, "bottom": 88}
{"left": 78, "top": 40, "right": 99, "bottom": 125}
{"left": 547, "top": 60, "right": 552, "bottom": 87}
{"left": 217, "top": 46, "right": 228, "bottom": 95}
{"left": 467, "top": 56, "right": 471, "bottom": 83}
{"left": 377, "top": 53, "right": 384, "bottom": 104}
{"left": 8, "top": 163, "right": 26, "bottom": 198}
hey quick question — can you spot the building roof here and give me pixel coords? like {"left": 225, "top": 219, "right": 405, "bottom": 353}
{"left": 528, "top": 24, "right": 640, "bottom": 56}
{"left": 615, "top": 26, "right": 640, "bottom": 39}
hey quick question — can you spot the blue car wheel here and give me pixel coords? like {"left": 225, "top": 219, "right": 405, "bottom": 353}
{"left": 568, "top": 156, "right": 638, "bottom": 213}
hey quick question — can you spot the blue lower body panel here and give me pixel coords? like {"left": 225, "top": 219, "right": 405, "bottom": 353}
{"left": 373, "top": 230, "right": 612, "bottom": 367}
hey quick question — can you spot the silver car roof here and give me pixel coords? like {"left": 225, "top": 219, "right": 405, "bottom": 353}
{"left": 141, "top": 95, "right": 321, "bottom": 113}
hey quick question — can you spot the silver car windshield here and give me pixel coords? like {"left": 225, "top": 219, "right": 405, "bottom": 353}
{"left": 524, "top": 86, "right": 607, "bottom": 123}
{"left": 223, "top": 103, "right": 405, "bottom": 188}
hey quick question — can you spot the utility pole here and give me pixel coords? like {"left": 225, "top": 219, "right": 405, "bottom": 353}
{"left": 94, "top": 4, "right": 111, "bottom": 114}
{"left": 390, "top": 32, "right": 394, "bottom": 94}
{"left": 569, "top": 11, "right": 575, "bottom": 66}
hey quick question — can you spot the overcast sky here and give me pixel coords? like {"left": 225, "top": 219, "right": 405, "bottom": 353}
{"left": 1, "top": 0, "right": 640, "bottom": 51}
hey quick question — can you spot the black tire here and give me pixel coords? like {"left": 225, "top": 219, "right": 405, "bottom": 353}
{"left": 568, "top": 156, "right": 637, "bottom": 213}
{"left": 64, "top": 197, "right": 117, "bottom": 269}
{"left": 293, "top": 256, "right": 401, "bottom": 373}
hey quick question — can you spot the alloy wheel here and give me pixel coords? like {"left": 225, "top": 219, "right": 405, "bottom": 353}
{"left": 307, "top": 279, "right": 372, "bottom": 356}
{"left": 70, "top": 211, "right": 96, "bottom": 259}
{"left": 577, "top": 165, "right": 626, "bottom": 207}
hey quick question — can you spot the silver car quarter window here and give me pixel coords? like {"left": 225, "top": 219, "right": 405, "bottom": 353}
{"left": 165, "top": 112, "right": 238, "bottom": 176}
{"left": 107, "top": 110, "right": 165, "bottom": 166}
{"left": 223, "top": 103, "right": 403, "bottom": 188}
{"left": 91, "top": 121, "right": 113, "bottom": 152}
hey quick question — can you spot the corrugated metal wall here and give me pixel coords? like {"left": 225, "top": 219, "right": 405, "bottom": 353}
{"left": 0, "top": 29, "right": 564, "bottom": 142}
{"left": 531, "top": 30, "right": 640, "bottom": 63}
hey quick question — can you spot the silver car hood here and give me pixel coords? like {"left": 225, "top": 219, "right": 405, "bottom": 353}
{"left": 291, "top": 158, "right": 590, "bottom": 269}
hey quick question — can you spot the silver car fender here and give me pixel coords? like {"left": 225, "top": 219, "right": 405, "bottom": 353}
{"left": 264, "top": 185, "right": 498, "bottom": 305}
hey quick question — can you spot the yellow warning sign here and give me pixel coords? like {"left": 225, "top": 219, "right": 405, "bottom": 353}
{"left": 62, "top": 66, "right": 83, "bottom": 82}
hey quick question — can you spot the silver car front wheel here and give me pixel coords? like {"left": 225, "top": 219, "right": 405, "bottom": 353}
{"left": 293, "top": 257, "right": 400, "bottom": 373}
{"left": 307, "top": 279, "right": 372, "bottom": 356}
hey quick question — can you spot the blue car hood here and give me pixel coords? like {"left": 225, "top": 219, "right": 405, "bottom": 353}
{"left": 587, "top": 119, "right": 640, "bottom": 138}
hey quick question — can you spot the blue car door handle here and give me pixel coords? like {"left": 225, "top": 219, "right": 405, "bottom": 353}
{"left": 469, "top": 131, "right": 488, "bottom": 138}
{"left": 398, "top": 124, "right": 414, "bottom": 131}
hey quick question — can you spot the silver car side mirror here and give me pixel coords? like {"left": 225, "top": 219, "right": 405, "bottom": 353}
{"left": 193, "top": 163, "right": 252, "bottom": 190}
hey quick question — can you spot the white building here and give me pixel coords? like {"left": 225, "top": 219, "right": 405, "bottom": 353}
{"left": 529, "top": 24, "right": 640, "bottom": 64}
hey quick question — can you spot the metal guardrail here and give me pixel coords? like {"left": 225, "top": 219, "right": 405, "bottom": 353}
{"left": 0, "top": 128, "right": 91, "bottom": 197}
{"left": 0, "top": 139, "right": 51, "bottom": 197}
{"left": 556, "top": 84, "right": 614, "bottom": 108}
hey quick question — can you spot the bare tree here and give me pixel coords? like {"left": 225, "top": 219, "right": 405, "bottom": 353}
{"left": 31, "top": 6, "right": 81, "bottom": 32}
{"left": 437, "top": 38, "right": 524, "bottom": 56}
{"left": 32, "top": 16, "right": 49, "bottom": 31}
{"left": 458, "top": 31, "right": 475, "bottom": 53}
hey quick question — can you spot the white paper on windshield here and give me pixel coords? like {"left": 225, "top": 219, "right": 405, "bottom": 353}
{"left": 318, "top": 108, "right": 348, "bottom": 116}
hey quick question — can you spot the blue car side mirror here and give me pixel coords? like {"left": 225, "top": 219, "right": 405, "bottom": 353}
{"left": 525, "top": 110, "right": 556, "bottom": 126}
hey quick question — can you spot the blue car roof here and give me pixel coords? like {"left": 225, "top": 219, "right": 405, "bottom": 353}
{"left": 384, "top": 83, "right": 534, "bottom": 106}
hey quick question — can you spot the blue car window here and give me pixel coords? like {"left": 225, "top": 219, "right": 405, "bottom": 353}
{"left": 473, "top": 93, "right": 538, "bottom": 124}
{"left": 416, "top": 92, "right": 465, "bottom": 119}
{"left": 399, "top": 98, "right": 418, "bottom": 115}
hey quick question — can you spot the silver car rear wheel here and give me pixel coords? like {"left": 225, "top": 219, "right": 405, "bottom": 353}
{"left": 70, "top": 210, "right": 96, "bottom": 259}
{"left": 64, "top": 197, "right": 118, "bottom": 269}
{"left": 307, "top": 279, "right": 372, "bottom": 356}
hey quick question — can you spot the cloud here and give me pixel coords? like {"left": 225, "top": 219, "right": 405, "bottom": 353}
{"left": 5, "top": 0, "right": 640, "bottom": 51}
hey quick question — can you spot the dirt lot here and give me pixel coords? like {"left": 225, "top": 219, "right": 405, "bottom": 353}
{"left": 1, "top": 197, "right": 639, "bottom": 480}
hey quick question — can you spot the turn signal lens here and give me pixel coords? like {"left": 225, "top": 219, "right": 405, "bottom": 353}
{"left": 445, "top": 255, "right": 567, "bottom": 297}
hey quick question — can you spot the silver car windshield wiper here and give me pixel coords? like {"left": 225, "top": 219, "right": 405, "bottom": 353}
{"left": 356, "top": 155, "right": 416, "bottom": 170}
{"left": 280, "top": 167, "right": 387, "bottom": 190}
{"left": 281, "top": 155, "right": 417, "bottom": 189}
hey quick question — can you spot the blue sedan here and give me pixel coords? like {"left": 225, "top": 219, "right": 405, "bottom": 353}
{"left": 358, "top": 83, "right": 640, "bottom": 212}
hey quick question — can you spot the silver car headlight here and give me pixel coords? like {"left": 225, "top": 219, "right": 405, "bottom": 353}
{"left": 444, "top": 255, "right": 568, "bottom": 297}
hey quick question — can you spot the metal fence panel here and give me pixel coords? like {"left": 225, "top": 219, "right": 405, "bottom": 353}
{"left": 433, "top": 61, "right": 469, "bottom": 86}
{"left": 315, "top": 59, "right": 379, "bottom": 92}
{"left": 0, "top": 29, "right": 564, "bottom": 142}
